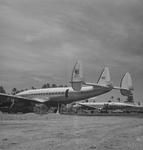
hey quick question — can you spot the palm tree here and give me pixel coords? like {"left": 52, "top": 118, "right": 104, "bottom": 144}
{"left": 0, "top": 86, "right": 6, "bottom": 93}
{"left": 42, "top": 83, "right": 50, "bottom": 88}
{"left": 11, "top": 88, "right": 17, "bottom": 95}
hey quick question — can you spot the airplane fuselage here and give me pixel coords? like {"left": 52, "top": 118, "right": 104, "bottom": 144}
{"left": 76, "top": 102, "right": 143, "bottom": 113}
{"left": 17, "top": 85, "right": 112, "bottom": 106}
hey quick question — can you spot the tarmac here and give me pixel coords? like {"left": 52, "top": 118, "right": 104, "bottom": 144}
{"left": 0, "top": 112, "right": 143, "bottom": 150}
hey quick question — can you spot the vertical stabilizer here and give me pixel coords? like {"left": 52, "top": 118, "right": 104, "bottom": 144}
{"left": 70, "top": 61, "right": 84, "bottom": 91}
{"left": 97, "top": 67, "right": 112, "bottom": 87}
{"left": 120, "top": 72, "right": 134, "bottom": 97}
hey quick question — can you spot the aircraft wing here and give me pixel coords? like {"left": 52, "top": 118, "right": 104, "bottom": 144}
{"left": 0, "top": 93, "right": 50, "bottom": 103}
{"left": 78, "top": 103, "right": 103, "bottom": 110}
{"left": 31, "top": 97, "right": 50, "bottom": 103}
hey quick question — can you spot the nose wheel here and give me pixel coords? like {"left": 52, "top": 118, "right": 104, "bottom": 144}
{"left": 9, "top": 99, "right": 15, "bottom": 113}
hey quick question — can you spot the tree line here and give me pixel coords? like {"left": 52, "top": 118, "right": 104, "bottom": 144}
{"left": 0, "top": 83, "right": 68, "bottom": 95}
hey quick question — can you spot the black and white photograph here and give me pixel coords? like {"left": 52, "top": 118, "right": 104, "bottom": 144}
{"left": 0, "top": 0, "right": 143, "bottom": 149}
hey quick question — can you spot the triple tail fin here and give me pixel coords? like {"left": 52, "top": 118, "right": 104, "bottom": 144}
{"left": 97, "top": 67, "right": 112, "bottom": 87}
{"left": 70, "top": 61, "right": 84, "bottom": 91}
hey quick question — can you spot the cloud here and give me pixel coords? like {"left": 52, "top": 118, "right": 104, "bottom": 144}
{"left": 0, "top": 0, "right": 143, "bottom": 101}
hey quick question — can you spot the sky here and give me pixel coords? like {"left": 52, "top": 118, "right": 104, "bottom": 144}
{"left": 0, "top": 0, "right": 143, "bottom": 103}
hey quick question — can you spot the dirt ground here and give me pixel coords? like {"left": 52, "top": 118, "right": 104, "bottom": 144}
{"left": 0, "top": 113, "right": 143, "bottom": 150}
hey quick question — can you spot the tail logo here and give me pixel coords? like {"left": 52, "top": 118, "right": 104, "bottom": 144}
{"left": 74, "top": 69, "right": 79, "bottom": 75}
{"left": 101, "top": 76, "right": 105, "bottom": 80}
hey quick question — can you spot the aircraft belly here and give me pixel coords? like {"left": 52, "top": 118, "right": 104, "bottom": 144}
{"left": 49, "top": 96, "right": 66, "bottom": 102}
